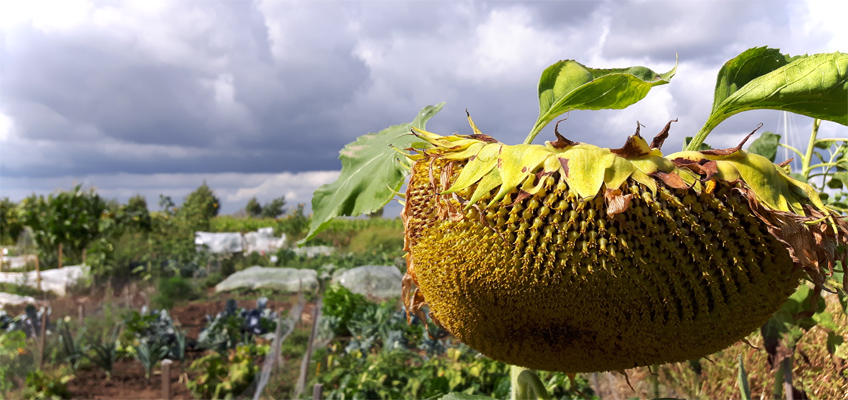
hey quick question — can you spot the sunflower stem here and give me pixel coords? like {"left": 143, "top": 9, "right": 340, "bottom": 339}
{"left": 801, "top": 119, "right": 821, "bottom": 177}
{"left": 684, "top": 119, "right": 721, "bottom": 151}
{"left": 525, "top": 123, "right": 546, "bottom": 145}
{"left": 510, "top": 365, "right": 551, "bottom": 400}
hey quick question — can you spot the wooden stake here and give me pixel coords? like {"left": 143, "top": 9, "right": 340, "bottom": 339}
{"left": 58, "top": 243, "right": 63, "bottom": 269}
{"left": 312, "top": 383, "right": 323, "bottom": 400}
{"left": 38, "top": 310, "right": 47, "bottom": 370}
{"left": 35, "top": 255, "right": 42, "bottom": 292}
{"left": 295, "top": 292, "right": 323, "bottom": 399}
{"left": 783, "top": 357, "right": 794, "bottom": 400}
{"left": 162, "top": 359, "right": 172, "bottom": 400}
{"left": 78, "top": 304, "right": 85, "bottom": 324}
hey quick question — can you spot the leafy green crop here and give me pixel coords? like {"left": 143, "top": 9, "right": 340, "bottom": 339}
{"left": 56, "top": 320, "right": 87, "bottom": 371}
{"left": 84, "top": 325, "right": 122, "bottom": 378}
{"left": 134, "top": 339, "right": 170, "bottom": 379}
{"left": 322, "top": 285, "right": 371, "bottom": 337}
{"left": 314, "top": 345, "right": 595, "bottom": 400}
{"left": 23, "top": 368, "right": 73, "bottom": 400}
{"left": 187, "top": 344, "right": 266, "bottom": 400}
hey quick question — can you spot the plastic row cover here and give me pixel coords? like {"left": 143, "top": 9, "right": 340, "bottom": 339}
{"left": 195, "top": 228, "right": 286, "bottom": 254}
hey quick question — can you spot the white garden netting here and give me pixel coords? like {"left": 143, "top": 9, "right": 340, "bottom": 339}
{"left": 0, "top": 292, "right": 37, "bottom": 307}
{"left": 195, "top": 232, "right": 245, "bottom": 253}
{"left": 195, "top": 228, "right": 287, "bottom": 254}
{"left": 214, "top": 266, "right": 318, "bottom": 293}
{"left": 331, "top": 265, "right": 402, "bottom": 299}
{"left": 244, "top": 228, "right": 287, "bottom": 255}
{"left": 1, "top": 255, "right": 38, "bottom": 270}
{"left": 0, "top": 265, "right": 88, "bottom": 296}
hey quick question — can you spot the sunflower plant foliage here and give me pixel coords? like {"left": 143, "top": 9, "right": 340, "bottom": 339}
{"left": 304, "top": 46, "right": 848, "bottom": 397}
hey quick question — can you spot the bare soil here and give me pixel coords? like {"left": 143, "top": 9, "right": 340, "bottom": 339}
{"left": 3, "top": 283, "right": 314, "bottom": 399}
{"left": 67, "top": 358, "right": 196, "bottom": 400}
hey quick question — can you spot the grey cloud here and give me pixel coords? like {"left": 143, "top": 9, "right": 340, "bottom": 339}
{"left": 1, "top": 0, "right": 845, "bottom": 213}
{"left": 599, "top": 1, "right": 790, "bottom": 63}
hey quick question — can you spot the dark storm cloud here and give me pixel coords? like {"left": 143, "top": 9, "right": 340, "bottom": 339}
{"left": 1, "top": 0, "right": 374, "bottom": 177}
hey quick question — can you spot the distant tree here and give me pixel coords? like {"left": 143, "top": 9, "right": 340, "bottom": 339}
{"left": 278, "top": 203, "right": 308, "bottom": 238}
{"left": 127, "top": 194, "right": 148, "bottom": 213}
{"left": 260, "top": 196, "right": 286, "bottom": 219}
{"left": 245, "top": 197, "right": 262, "bottom": 218}
{"left": 179, "top": 182, "right": 220, "bottom": 231}
{"left": 0, "top": 197, "right": 24, "bottom": 245}
{"left": 125, "top": 194, "right": 152, "bottom": 232}
{"left": 158, "top": 195, "right": 176, "bottom": 214}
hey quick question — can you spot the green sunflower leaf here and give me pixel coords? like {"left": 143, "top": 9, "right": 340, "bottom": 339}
{"left": 688, "top": 48, "right": 848, "bottom": 151}
{"left": 711, "top": 47, "right": 799, "bottom": 114}
{"left": 747, "top": 131, "right": 781, "bottom": 162}
{"left": 828, "top": 171, "right": 848, "bottom": 189}
{"left": 299, "top": 103, "right": 445, "bottom": 245}
{"left": 528, "top": 59, "right": 676, "bottom": 143}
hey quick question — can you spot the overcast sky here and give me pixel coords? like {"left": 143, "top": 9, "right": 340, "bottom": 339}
{"left": 1, "top": 0, "right": 846, "bottom": 215}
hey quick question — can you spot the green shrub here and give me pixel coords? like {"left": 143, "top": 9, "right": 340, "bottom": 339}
{"left": 277, "top": 203, "right": 309, "bottom": 239}
{"left": 322, "top": 285, "right": 371, "bottom": 337}
{"left": 18, "top": 185, "right": 106, "bottom": 267}
{"left": 152, "top": 276, "right": 197, "bottom": 309}
{"left": 0, "top": 197, "right": 24, "bottom": 246}
{"left": 178, "top": 182, "right": 220, "bottom": 232}
{"left": 22, "top": 368, "right": 73, "bottom": 400}
{"left": 245, "top": 251, "right": 265, "bottom": 267}
{"left": 204, "top": 272, "right": 225, "bottom": 289}
{"left": 220, "top": 254, "right": 238, "bottom": 277}
{"left": 0, "top": 330, "right": 30, "bottom": 394}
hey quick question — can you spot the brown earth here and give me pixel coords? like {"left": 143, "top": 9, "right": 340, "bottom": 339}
{"left": 4, "top": 282, "right": 315, "bottom": 399}
{"left": 67, "top": 358, "right": 196, "bottom": 400}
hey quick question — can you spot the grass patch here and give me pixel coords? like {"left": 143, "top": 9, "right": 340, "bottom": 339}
{"left": 345, "top": 226, "right": 404, "bottom": 256}
{"left": 0, "top": 282, "right": 57, "bottom": 299}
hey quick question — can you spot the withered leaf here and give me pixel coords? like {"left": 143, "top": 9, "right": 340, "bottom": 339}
{"left": 610, "top": 122, "right": 652, "bottom": 158}
{"left": 700, "top": 123, "right": 762, "bottom": 156}
{"left": 549, "top": 119, "right": 580, "bottom": 149}
{"left": 469, "top": 134, "right": 498, "bottom": 143}
{"left": 604, "top": 188, "right": 634, "bottom": 217}
{"left": 650, "top": 119, "right": 678, "bottom": 150}
{"left": 672, "top": 157, "right": 719, "bottom": 180}
{"left": 508, "top": 190, "right": 532, "bottom": 207}
{"left": 559, "top": 157, "right": 571, "bottom": 177}
{"left": 652, "top": 171, "right": 691, "bottom": 189}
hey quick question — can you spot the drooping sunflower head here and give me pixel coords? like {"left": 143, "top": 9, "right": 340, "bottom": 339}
{"left": 401, "top": 116, "right": 847, "bottom": 373}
